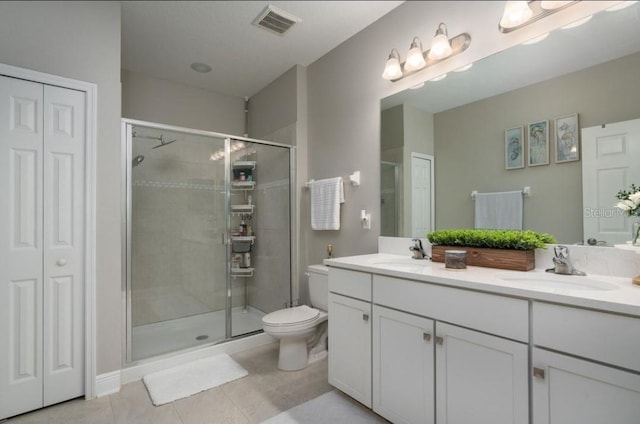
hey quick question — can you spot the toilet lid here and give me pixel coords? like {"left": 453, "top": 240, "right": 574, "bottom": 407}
{"left": 263, "top": 305, "right": 320, "bottom": 327}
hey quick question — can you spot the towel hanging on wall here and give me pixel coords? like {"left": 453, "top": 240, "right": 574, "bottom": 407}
{"left": 309, "top": 177, "right": 344, "bottom": 230}
{"left": 474, "top": 190, "right": 523, "bottom": 230}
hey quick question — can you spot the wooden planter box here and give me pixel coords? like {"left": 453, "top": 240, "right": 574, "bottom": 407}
{"left": 431, "top": 245, "right": 535, "bottom": 271}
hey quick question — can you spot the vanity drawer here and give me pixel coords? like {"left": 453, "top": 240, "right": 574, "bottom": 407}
{"left": 533, "top": 302, "right": 640, "bottom": 372}
{"left": 373, "top": 275, "right": 528, "bottom": 342}
{"left": 329, "top": 268, "right": 372, "bottom": 301}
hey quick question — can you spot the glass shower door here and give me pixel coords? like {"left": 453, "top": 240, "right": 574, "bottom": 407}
{"left": 228, "top": 139, "right": 292, "bottom": 337}
{"left": 126, "top": 122, "right": 229, "bottom": 362}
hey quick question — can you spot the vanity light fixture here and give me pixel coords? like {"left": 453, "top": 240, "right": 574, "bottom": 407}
{"left": 499, "top": 0, "right": 578, "bottom": 33}
{"left": 381, "top": 22, "right": 471, "bottom": 82}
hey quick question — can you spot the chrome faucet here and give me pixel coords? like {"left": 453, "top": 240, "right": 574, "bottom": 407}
{"left": 546, "top": 245, "right": 586, "bottom": 276}
{"left": 409, "top": 238, "right": 429, "bottom": 260}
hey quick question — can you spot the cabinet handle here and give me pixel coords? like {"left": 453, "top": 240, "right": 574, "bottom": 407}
{"left": 362, "top": 313, "right": 369, "bottom": 321}
{"left": 435, "top": 336, "right": 444, "bottom": 345}
{"left": 56, "top": 258, "right": 67, "bottom": 266}
{"left": 423, "top": 333, "right": 431, "bottom": 342}
{"left": 533, "top": 367, "right": 545, "bottom": 379}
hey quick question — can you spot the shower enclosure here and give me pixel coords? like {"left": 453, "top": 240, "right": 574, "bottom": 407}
{"left": 122, "top": 119, "right": 294, "bottom": 362}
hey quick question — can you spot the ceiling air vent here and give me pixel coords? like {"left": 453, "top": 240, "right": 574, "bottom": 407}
{"left": 252, "top": 4, "right": 300, "bottom": 36}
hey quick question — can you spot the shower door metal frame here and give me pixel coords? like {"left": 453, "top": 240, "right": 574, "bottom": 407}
{"left": 121, "top": 118, "right": 296, "bottom": 366}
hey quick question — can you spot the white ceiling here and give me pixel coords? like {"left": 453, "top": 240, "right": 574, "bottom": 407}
{"left": 121, "top": 1, "right": 404, "bottom": 98}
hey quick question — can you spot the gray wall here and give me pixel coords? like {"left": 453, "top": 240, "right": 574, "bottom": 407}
{"left": 435, "top": 52, "right": 640, "bottom": 243}
{"left": 0, "top": 1, "right": 122, "bottom": 374}
{"left": 248, "top": 65, "right": 310, "bottom": 305}
{"left": 122, "top": 69, "right": 245, "bottom": 135}
{"left": 304, "top": 0, "right": 602, "bottom": 265}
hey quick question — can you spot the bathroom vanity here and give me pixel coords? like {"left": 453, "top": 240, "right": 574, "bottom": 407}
{"left": 325, "top": 252, "right": 640, "bottom": 424}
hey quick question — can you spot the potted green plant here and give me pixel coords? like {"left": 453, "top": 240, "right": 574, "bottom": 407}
{"left": 427, "top": 229, "right": 556, "bottom": 271}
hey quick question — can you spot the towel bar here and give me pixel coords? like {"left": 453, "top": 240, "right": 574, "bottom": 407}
{"left": 471, "top": 186, "right": 530, "bottom": 200}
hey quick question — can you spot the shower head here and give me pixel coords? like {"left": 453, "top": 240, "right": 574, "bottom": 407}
{"left": 152, "top": 135, "right": 177, "bottom": 149}
{"left": 132, "top": 155, "right": 144, "bottom": 167}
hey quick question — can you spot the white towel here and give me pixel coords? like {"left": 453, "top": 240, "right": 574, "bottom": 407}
{"left": 474, "top": 190, "right": 523, "bottom": 230}
{"left": 310, "top": 177, "right": 344, "bottom": 230}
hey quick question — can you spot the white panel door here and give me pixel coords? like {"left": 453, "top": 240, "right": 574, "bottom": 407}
{"left": 582, "top": 119, "right": 640, "bottom": 245}
{"left": 435, "top": 322, "right": 529, "bottom": 424}
{"left": 0, "top": 75, "right": 45, "bottom": 419}
{"left": 0, "top": 76, "right": 85, "bottom": 420}
{"left": 328, "top": 293, "right": 372, "bottom": 407}
{"left": 532, "top": 348, "right": 640, "bottom": 424}
{"left": 42, "top": 84, "right": 85, "bottom": 406}
{"left": 411, "top": 153, "right": 433, "bottom": 238}
{"left": 373, "top": 305, "right": 434, "bottom": 424}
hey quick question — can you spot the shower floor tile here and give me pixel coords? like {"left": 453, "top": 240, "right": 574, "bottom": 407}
{"left": 132, "top": 306, "right": 265, "bottom": 361}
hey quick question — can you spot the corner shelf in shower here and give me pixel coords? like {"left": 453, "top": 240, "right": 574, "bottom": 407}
{"left": 230, "top": 235, "right": 255, "bottom": 244}
{"left": 231, "top": 204, "right": 255, "bottom": 214}
{"left": 231, "top": 181, "right": 255, "bottom": 190}
{"left": 231, "top": 267, "right": 254, "bottom": 277}
{"left": 232, "top": 160, "right": 256, "bottom": 170}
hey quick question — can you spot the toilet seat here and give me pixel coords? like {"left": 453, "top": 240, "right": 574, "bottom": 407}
{"left": 263, "top": 305, "right": 320, "bottom": 327}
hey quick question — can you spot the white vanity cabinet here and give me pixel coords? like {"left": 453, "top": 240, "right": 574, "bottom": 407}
{"left": 435, "top": 322, "right": 528, "bottom": 424}
{"left": 373, "top": 305, "right": 435, "bottom": 424}
{"left": 532, "top": 302, "right": 640, "bottom": 424}
{"left": 372, "top": 274, "right": 530, "bottom": 424}
{"left": 328, "top": 268, "right": 372, "bottom": 407}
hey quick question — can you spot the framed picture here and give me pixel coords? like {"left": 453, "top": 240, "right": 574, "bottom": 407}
{"left": 554, "top": 113, "right": 580, "bottom": 163}
{"left": 505, "top": 126, "right": 524, "bottom": 170}
{"left": 527, "top": 120, "right": 549, "bottom": 166}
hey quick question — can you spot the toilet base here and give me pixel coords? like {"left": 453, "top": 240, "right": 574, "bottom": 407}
{"left": 278, "top": 337, "right": 309, "bottom": 371}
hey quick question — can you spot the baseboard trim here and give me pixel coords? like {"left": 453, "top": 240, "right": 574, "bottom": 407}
{"left": 120, "top": 332, "right": 276, "bottom": 385}
{"left": 95, "top": 370, "right": 121, "bottom": 398}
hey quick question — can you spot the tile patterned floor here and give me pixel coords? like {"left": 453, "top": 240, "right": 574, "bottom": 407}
{"left": 5, "top": 344, "right": 383, "bottom": 424}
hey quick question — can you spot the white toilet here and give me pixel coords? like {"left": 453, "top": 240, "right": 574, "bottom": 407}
{"left": 262, "top": 265, "right": 329, "bottom": 371}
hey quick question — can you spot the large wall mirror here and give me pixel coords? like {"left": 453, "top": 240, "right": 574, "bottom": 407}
{"left": 380, "top": 3, "right": 640, "bottom": 245}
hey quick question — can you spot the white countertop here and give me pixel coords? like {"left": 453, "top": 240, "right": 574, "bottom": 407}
{"left": 324, "top": 253, "right": 640, "bottom": 316}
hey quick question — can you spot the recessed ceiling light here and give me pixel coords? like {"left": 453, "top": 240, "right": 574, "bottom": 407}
{"left": 190, "top": 62, "right": 212, "bottom": 73}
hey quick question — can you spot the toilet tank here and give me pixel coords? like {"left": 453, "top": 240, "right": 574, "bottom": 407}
{"left": 308, "top": 264, "right": 329, "bottom": 311}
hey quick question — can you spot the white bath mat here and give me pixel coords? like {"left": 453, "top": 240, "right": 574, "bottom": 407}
{"left": 143, "top": 353, "right": 248, "bottom": 406}
{"left": 260, "top": 390, "right": 386, "bottom": 424}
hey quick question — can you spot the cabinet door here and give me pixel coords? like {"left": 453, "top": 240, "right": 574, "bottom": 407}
{"left": 373, "top": 305, "right": 434, "bottom": 424}
{"left": 533, "top": 348, "right": 640, "bottom": 424}
{"left": 328, "top": 293, "right": 371, "bottom": 407}
{"left": 436, "top": 322, "right": 528, "bottom": 424}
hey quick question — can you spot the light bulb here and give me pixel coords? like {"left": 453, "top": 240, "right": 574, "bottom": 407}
{"left": 428, "top": 23, "right": 453, "bottom": 60}
{"left": 404, "top": 37, "right": 426, "bottom": 72}
{"left": 382, "top": 49, "right": 403, "bottom": 80}
{"left": 500, "top": 1, "right": 533, "bottom": 29}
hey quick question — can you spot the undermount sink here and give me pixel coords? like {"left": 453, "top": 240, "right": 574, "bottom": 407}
{"left": 369, "top": 257, "right": 431, "bottom": 271}
{"left": 496, "top": 272, "right": 619, "bottom": 291}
